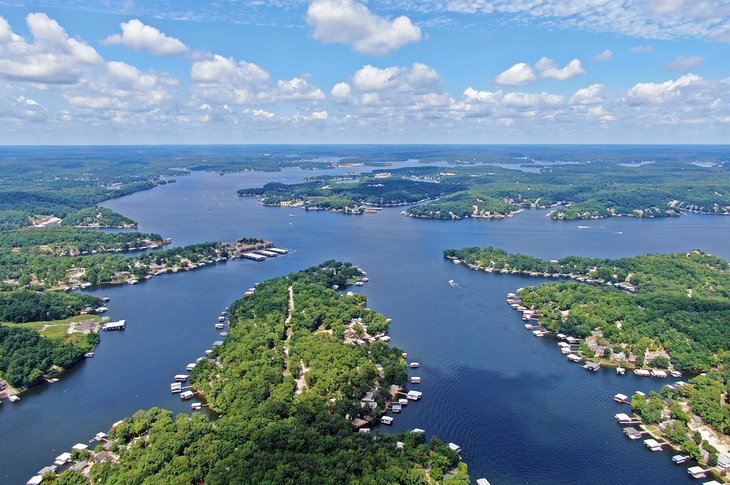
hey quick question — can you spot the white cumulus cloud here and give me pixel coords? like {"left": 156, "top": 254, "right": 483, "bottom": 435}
{"left": 626, "top": 74, "right": 701, "bottom": 104}
{"left": 495, "top": 63, "right": 536, "bottom": 86}
{"left": 535, "top": 57, "right": 586, "bottom": 80}
{"left": 570, "top": 84, "right": 604, "bottom": 105}
{"left": 306, "top": 0, "right": 421, "bottom": 55}
{"left": 0, "top": 13, "right": 101, "bottom": 84}
{"left": 102, "top": 19, "right": 188, "bottom": 56}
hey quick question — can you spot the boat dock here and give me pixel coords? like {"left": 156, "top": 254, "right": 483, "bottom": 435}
{"left": 241, "top": 252, "right": 266, "bottom": 261}
{"left": 615, "top": 413, "right": 642, "bottom": 425}
{"left": 102, "top": 320, "right": 126, "bottom": 331}
{"left": 644, "top": 438, "right": 666, "bottom": 451}
{"left": 623, "top": 427, "right": 644, "bottom": 440}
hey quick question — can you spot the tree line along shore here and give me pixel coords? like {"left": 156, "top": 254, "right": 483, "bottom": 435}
{"left": 239, "top": 159, "right": 730, "bottom": 221}
{"left": 0, "top": 236, "right": 275, "bottom": 397}
{"left": 446, "top": 246, "right": 730, "bottom": 479}
{"left": 32, "top": 263, "right": 471, "bottom": 485}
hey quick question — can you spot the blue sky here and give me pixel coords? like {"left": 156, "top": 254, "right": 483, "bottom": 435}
{"left": 0, "top": 0, "right": 729, "bottom": 144}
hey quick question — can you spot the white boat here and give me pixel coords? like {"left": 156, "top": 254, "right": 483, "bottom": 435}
{"left": 406, "top": 390, "right": 423, "bottom": 400}
{"left": 191, "top": 402, "right": 202, "bottom": 410}
{"left": 409, "top": 362, "right": 420, "bottom": 368}
{"left": 410, "top": 376, "right": 421, "bottom": 384}
{"left": 380, "top": 416, "right": 394, "bottom": 425}
{"left": 9, "top": 395, "right": 20, "bottom": 403}
{"left": 448, "top": 279, "right": 457, "bottom": 287}
{"left": 170, "top": 383, "right": 182, "bottom": 393}
{"left": 84, "top": 352, "right": 95, "bottom": 358}
{"left": 174, "top": 374, "right": 189, "bottom": 382}
{"left": 180, "top": 390, "right": 194, "bottom": 400}
{"left": 186, "top": 363, "right": 196, "bottom": 371}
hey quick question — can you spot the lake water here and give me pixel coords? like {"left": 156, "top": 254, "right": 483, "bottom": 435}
{"left": 3, "top": 166, "right": 730, "bottom": 484}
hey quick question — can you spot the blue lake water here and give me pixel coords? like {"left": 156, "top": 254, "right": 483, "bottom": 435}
{"left": 2, "top": 166, "right": 730, "bottom": 484}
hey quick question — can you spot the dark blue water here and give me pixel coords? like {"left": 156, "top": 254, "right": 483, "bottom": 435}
{"left": 3, "top": 168, "right": 730, "bottom": 484}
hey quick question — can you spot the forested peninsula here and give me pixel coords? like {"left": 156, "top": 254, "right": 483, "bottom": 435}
{"left": 445, "top": 247, "right": 730, "bottom": 373}
{"left": 445, "top": 247, "right": 730, "bottom": 457}
{"left": 56, "top": 263, "right": 471, "bottom": 484}
{"left": 241, "top": 159, "right": 730, "bottom": 221}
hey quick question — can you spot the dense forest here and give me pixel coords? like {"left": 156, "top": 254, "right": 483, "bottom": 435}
{"left": 88, "top": 262, "right": 468, "bottom": 484}
{"left": 0, "top": 291, "right": 98, "bottom": 323}
{"left": 0, "top": 324, "right": 92, "bottom": 388}
{"left": 240, "top": 159, "right": 730, "bottom": 221}
{"left": 445, "top": 247, "right": 730, "bottom": 372}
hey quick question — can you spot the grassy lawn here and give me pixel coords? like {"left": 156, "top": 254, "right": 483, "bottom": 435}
{"left": 8, "top": 314, "right": 103, "bottom": 342}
